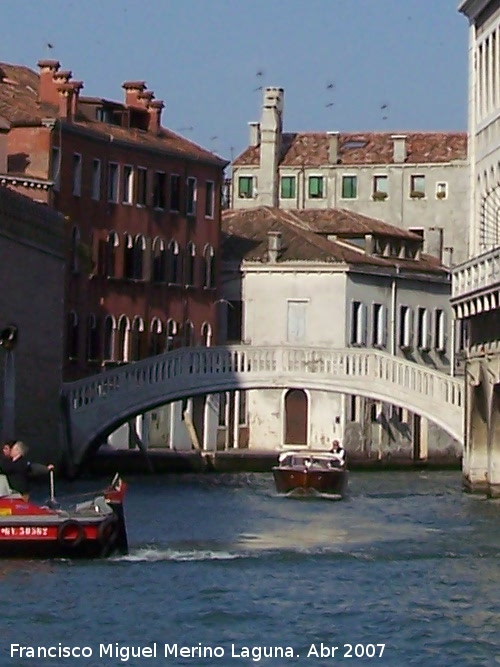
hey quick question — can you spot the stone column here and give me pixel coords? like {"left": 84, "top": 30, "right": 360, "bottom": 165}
{"left": 463, "top": 359, "right": 490, "bottom": 493}
{"left": 412, "top": 414, "right": 428, "bottom": 461}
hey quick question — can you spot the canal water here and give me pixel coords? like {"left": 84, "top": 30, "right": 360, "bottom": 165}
{"left": 1, "top": 470, "right": 500, "bottom": 667}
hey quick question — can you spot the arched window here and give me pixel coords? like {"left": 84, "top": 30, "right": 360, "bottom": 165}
{"left": 166, "top": 318, "right": 178, "bottom": 351}
{"left": 70, "top": 226, "right": 80, "bottom": 274}
{"left": 103, "top": 315, "right": 116, "bottom": 361}
{"left": 100, "top": 231, "right": 119, "bottom": 278}
{"left": 201, "top": 322, "right": 212, "bottom": 347}
{"left": 123, "top": 233, "right": 134, "bottom": 279}
{"left": 183, "top": 320, "right": 195, "bottom": 347}
{"left": 149, "top": 317, "right": 165, "bottom": 355}
{"left": 203, "top": 244, "right": 215, "bottom": 288}
{"left": 185, "top": 241, "right": 196, "bottom": 286}
{"left": 67, "top": 311, "right": 79, "bottom": 360}
{"left": 167, "top": 240, "right": 181, "bottom": 284}
{"left": 130, "top": 316, "right": 145, "bottom": 361}
{"left": 152, "top": 237, "right": 166, "bottom": 283}
{"left": 116, "top": 315, "right": 130, "bottom": 362}
{"left": 86, "top": 314, "right": 100, "bottom": 361}
{"left": 133, "top": 234, "right": 146, "bottom": 280}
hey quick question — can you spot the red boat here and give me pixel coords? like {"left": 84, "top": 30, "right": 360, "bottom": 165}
{"left": 272, "top": 451, "right": 348, "bottom": 498}
{"left": 0, "top": 474, "right": 128, "bottom": 559}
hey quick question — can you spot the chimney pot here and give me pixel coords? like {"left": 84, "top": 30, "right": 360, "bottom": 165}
{"left": 267, "top": 230, "right": 282, "bottom": 263}
{"left": 148, "top": 99, "right": 164, "bottom": 134}
{"left": 122, "top": 80, "right": 147, "bottom": 107}
{"left": 37, "top": 59, "right": 61, "bottom": 106}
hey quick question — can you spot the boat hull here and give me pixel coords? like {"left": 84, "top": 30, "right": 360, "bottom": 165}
{"left": 272, "top": 466, "right": 348, "bottom": 496}
{"left": 0, "top": 477, "right": 128, "bottom": 559}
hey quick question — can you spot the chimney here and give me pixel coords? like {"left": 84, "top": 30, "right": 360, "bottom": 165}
{"left": 267, "top": 230, "right": 282, "bottom": 263}
{"left": 392, "top": 134, "right": 407, "bottom": 163}
{"left": 148, "top": 99, "right": 164, "bottom": 134}
{"left": 68, "top": 81, "right": 83, "bottom": 118}
{"left": 122, "top": 81, "right": 146, "bottom": 107}
{"left": 249, "top": 122, "right": 260, "bottom": 147}
{"left": 327, "top": 131, "right": 340, "bottom": 164}
{"left": 56, "top": 83, "right": 74, "bottom": 120}
{"left": 37, "top": 59, "right": 61, "bottom": 106}
{"left": 425, "top": 227, "right": 444, "bottom": 263}
{"left": 137, "top": 90, "right": 154, "bottom": 109}
{"left": 259, "top": 87, "right": 284, "bottom": 206}
{"left": 364, "top": 234, "right": 374, "bottom": 255}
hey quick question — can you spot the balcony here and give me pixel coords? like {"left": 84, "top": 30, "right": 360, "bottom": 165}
{"left": 451, "top": 246, "right": 500, "bottom": 315}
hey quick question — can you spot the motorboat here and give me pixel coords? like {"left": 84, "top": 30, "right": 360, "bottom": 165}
{"left": 0, "top": 473, "right": 128, "bottom": 559}
{"left": 272, "top": 450, "right": 348, "bottom": 498}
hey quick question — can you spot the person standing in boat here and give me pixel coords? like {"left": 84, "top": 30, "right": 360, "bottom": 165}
{"left": 0, "top": 441, "right": 54, "bottom": 500}
{"left": 331, "top": 440, "right": 346, "bottom": 467}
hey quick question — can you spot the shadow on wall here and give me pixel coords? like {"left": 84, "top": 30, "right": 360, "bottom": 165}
{"left": 7, "top": 153, "right": 30, "bottom": 173}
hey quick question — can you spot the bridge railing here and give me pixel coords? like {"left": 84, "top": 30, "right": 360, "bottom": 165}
{"left": 63, "top": 346, "right": 463, "bottom": 413}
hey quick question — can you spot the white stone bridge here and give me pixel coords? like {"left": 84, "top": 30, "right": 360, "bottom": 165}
{"left": 61, "top": 345, "right": 464, "bottom": 467}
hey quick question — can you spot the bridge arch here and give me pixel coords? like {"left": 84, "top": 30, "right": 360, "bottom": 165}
{"left": 61, "top": 346, "right": 464, "bottom": 467}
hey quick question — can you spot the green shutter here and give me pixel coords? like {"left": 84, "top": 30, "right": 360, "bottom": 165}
{"left": 281, "top": 176, "right": 295, "bottom": 199}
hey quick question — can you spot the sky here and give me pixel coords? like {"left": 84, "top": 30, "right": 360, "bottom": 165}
{"left": 1, "top": 0, "right": 468, "bottom": 164}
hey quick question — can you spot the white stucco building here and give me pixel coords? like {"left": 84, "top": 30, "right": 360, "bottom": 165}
{"left": 219, "top": 206, "right": 461, "bottom": 462}
{"left": 231, "top": 88, "right": 469, "bottom": 266}
{"left": 452, "top": 0, "right": 500, "bottom": 494}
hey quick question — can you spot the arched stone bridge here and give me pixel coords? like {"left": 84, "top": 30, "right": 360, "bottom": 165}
{"left": 61, "top": 345, "right": 464, "bottom": 467}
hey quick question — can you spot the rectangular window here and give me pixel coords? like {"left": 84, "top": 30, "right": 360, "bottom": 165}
{"left": 342, "top": 175, "right": 357, "bottom": 199}
{"left": 434, "top": 309, "right": 447, "bottom": 352}
{"left": 122, "top": 165, "right": 133, "bottom": 204}
{"left": 373, "top": 175, "right": 388, "bottom": 196}
{"left": 399, "top": 305, "right": 413, "bottom": 349}
{"left": 417, "top": 307, "right": 430, "bottom": 350}
{"left": 410, "top": 174, "right": 426, "bottom": 197}
{"left": 372, "top": 303, "right": 385, "bottom": 347}
{"left": 287, "top": 300, "right": 307, "bottom": 343}
{"left": 436, "top": 182, "right": 447, "bottom": 199}
{"left": 350, "top": 301, "right": 366, "bottom": 345}
{"left": 205, "top": 180, "right": 215, "bottom": 217}
{"left": 153, "top": 171, "right": 166, "bottom": 209}
{"left": 72, "top": 153, "right": 82, "bottom": 196}
{"left": 136, "top": 167, "right": 148, "bottom": 206}
{"left": 227, "top": 300, "right": 243, "bottom": 342}
{"left": 238, "top": 176, "right": 253, "bottom": 199}
{"left": 170, "top": 174, "right": 180, "bottom": 211}
{"left": 91, "top": 158, "right": 101, "bottom": 201}
{"left": 186, "top": 176, "right": 197, "bottom": 215}
{"left": 107, "top": 162, "right": 119, "bottom": 202}
{"left": 51, "top": 147, "right": 61, "bottom": 191}
{"left": 308, "top": 176, "right": 324, "bottom": 199}
{"left": 280, "top": 176, "right": 296, "bottom": 199}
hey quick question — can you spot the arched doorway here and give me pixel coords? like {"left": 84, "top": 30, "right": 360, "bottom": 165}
{"left": 284, "top": 389, "right": 308, "bottom": 445}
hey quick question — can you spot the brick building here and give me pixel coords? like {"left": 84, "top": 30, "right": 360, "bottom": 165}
{"left": 0, "top": 60, "right": 228, "bottom": 381}
{"left": 0, "top": 186, "right": 65, "bottom": 463}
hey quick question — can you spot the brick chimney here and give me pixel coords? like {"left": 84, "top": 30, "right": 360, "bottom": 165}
{"left": 137, "top": 90, "right": 154, "bottom": 108}
{"left": 148, "top": 99, "right": 164, "bottom": 134}
{"left": 37, "top": 59, "right": 61, "bottom": 106}
{"left": 56, "top": 83, "right": 74, "bottom": 119}
{"left": 122, "top": 81, "right": 146, "bottom": 107}
{"left": 69, "top": 80, "right": 83, "bottom": 118}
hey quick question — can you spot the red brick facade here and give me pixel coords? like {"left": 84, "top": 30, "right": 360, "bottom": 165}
{"left": 0, "top": 60, "right": 228, "bottom": 380}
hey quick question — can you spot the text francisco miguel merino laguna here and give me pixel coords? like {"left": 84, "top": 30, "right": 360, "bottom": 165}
{"left": 10, "top": 642, "right": 346, "bottom": 661}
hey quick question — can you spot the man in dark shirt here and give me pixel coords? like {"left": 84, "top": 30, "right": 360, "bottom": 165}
{"left": 0, "top": 441, "right": 53, "bottom": 499}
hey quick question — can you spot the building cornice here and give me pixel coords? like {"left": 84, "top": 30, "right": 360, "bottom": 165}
{"left": 459, "top": 0, "right": 494, "bottom": 21}
{"left": 0, "top": 174, "right": 53, "bottom": 190}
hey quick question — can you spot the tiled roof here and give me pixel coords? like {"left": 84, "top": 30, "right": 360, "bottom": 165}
{"left": 221, "top": 206, "right": 446, "bottom": 275}
{"left": 0, "top": 62, "right": 227, "bottom": 166}
{"left": 233, "top": 131, "right": 467, "bottom": 167}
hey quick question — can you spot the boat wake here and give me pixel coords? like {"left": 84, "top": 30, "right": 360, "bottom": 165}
{"left": 116, "top": 546, "right": 247, "bottom": 563}
{"left": 282, "top": 488, "right": 343, "bottom": 500}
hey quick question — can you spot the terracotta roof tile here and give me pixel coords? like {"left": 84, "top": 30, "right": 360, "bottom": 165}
{"left": 0, "top": 62, "right": 227, "bottom": 166}
{"left": 234, "top": 131, "right": 467, "bottom": 167}
{"left": 221, "top": 206, "right": 446, "bottom": 275}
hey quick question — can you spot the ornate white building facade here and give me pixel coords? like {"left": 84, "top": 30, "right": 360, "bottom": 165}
{"left": 453, "top": 0, "right": 500, "bottom": 494}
